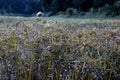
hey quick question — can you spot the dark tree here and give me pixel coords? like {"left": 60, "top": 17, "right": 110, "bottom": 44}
{"left": 93, "top": 0, "right": 115, "bottom": 7}
{"left": 73, "top": 0, "right": 93, "bottom": 11}
{"left": 0, "top": 0, "right": 119, "bottom": 16}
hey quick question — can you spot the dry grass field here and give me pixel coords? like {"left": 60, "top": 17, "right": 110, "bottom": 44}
{"left": 0, "top": 16, "right": 120, "bottom": 80}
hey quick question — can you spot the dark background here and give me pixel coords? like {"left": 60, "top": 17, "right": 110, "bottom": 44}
{"left": 0, "top": 0, "right": 119, "bottom": 16}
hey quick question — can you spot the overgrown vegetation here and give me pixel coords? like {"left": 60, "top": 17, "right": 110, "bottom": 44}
{"left": 0, "top": 17, "right": 120, "bottom": 80}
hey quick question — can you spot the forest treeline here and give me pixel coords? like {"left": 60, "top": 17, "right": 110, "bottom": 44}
{"left": 0, "top": 0, "right": 120, "bottom": 16}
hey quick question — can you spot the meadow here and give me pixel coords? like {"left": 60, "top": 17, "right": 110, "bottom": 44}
{"left": 0, "top": 16, "right": 120, "bottom": 80}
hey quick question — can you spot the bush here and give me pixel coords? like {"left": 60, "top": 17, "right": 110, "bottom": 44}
{"left": 89, "top": 7, "right": 98, "bottom": 14}
{"left": 57, "top": 11, "right": 65, "bottom": 15}
{"left": 102, "top": 2, "right": 120, "bottom": 16}
{"left": 79, "top": 11, "right": 85, "bottom": 16}
{"left": 93, "top": 0, "right": 112, "bottom": 7}
{"left": 66, "top": 8, "right": 78, "bottom": 16}
{"left": 113, "top": 1, "right": 120, "bottom": 15}
{"left": 56, "top": 11, "right": 66, "bottom": 17}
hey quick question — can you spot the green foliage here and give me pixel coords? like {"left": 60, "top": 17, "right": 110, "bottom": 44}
{"left": 66, "top": 8, "right": 78, "bottom": 16}
{"left": 101, "top": 2, "right": 120, "bottom": 16}
{"left": 113, "top": 1, "right": 120, "bottom": 15}
{"left": 89, "top": 7, "right": 96, "bottom": 14}
{"left": 57, "top": 11, "right": 66, "bottom": 17}
{"left": 93, "top": 0, "right": 108, "bottom": 7}
{"left": 79, "top": 11, "right": 85, "bottom": 16}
